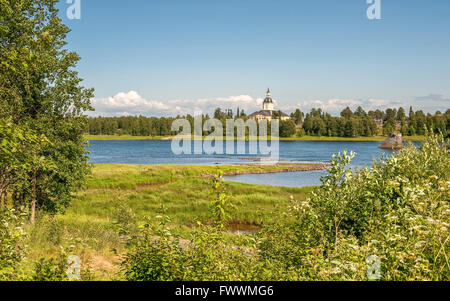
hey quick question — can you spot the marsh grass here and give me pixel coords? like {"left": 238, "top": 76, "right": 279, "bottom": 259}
{"left": 23, "top": 163, "right": 314, "bottom": 280}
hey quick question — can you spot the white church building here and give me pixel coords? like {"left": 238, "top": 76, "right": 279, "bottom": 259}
{"left": 248, "top": 89, "right": 290, "bottom": 122}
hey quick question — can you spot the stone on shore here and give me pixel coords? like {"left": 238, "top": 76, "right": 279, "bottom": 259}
{"left": 379, "top": 133, "right": 403, "bottom": 150}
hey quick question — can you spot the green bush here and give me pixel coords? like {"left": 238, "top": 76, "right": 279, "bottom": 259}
{"left": 32, "top": 253, "right": 69, "bottom": 282}
{"left": 121, "top": 216, "right": 186, "bottom": 281}
{"left": 122, "top": 133, "right": 449, "bottom": 281}
{"left": 259, "top": 132, "right": 449, "bottom": 280}
{"left": 32, "top": 247, "right": 93, "bottom": 281}
{"left": 111, "top": 202, "right": 138, "bottom": 237}
{"left": 0, "top": 207, "right": 28, "bottom": 280}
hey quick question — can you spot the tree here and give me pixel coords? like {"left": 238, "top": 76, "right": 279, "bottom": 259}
{"left": 354, "top": 106, "right": 367, "bottom": 117}
{"left": 0, "top": 0, "right": 94, "bottom": 214}
{"left": 214, "top": 108, "right": 226, "bottom": 120}
{"left": 397, "top": 107, "right": 406, "bottom": 121}
{"left": 279, "top": 120, "right": 296, "bottom": 138}
{"left": 340, "top": 107, "right": 353, "bottom": 119}
{"left": 291, "top": 109, "right": 304, "bottom": 125}
{"left": 383, "top": 118, "right": 396, "bottom": 136}
{"left": 385, "top": 108, "right": 397, "bottom": 121}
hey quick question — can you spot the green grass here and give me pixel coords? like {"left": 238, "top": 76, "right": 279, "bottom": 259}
{"left": 26, "top": 163, "right": 319, "bottom": 280}
{"left": 78, "top": 164, "right": 318, "bottom": 227}
{"left": 85, "top": 134, "right": 427, "bottom": 142}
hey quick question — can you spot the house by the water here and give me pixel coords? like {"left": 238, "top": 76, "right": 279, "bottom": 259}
{"left": 248, "top": 89, "right": 291, "bottom": 122}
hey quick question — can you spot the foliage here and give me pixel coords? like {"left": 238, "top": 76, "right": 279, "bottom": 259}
{"left": 121, "top": 215, "right": 186, "bottom": 281}
{"left": 86, "top": 107, "right": 449, "bottom": 139}
{"left": 111, "top": 202, "right": 138, "bottom": 237}
{"left": 279, "top": 120, "right": 297, "bottom": 138}
{"left": 121, "top": 133, "right": 449, "bottom": 281}
{"left": 0, "top": 0, "right": 94, "bottom": 214}
{"left": 259, "top": 132, "right": 449, "bottom": 280}
{"left": 122, "top": 173, "right": 258, "bottom": 281}
{"left": 32, "top": 245, "right": 93, "bottom": 281}
{"left": 122, "top": 217, "right": 264, "bottom": 281}
{"left": 0, "top": 207, "right": 28, "bottom": 280}
{"left": 0, "top": 120, "right": 50, "bottom": 210}
{"left": 210, "top": 171, "right": 236, "bottom": 228}
{"left": 32, "top": 249, "right": 70, "bottom": 281}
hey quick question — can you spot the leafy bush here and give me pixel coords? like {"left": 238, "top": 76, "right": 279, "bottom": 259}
{"left": 121, "top": 216, "right": 186, "bottom": 281}
{"left": 0, "top": 207, "right": 28, "bottom": 280}
{"left": 32, "top": 246, "right": 93, "bottom": 281}
{"left": 210, "top": 171, "right": 236, "bottom": 229}
{"left": 122, "top": 174, "right": 258, "bottom": 281}
{"left": 32, "top": 252, "right": 69, "bottom": 281}
{"left": 111, "top": 202, "right": 137, "bottom": 237}
{"left": 122, "top": 133, "right": 449, "bottom": 281}
{"left": 259, "top": 132, "right": 449, "bottom": 280}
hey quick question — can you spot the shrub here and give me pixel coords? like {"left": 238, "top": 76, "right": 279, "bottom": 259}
{"left": 259, "top": 132, "right": 449, "bottom": 280}
{"left": 32, "top": 246, "right": 93, "bottom": 281}
{"left": 32, "top": 253, "right": 69, "bottom": 281}
{"left": 121, "top": 216, "right": 186, "bottom": 281}
{"left": 111, "top": 202, "right": 137, "bottom": 237}
{"left": 0, "top": 207, "right": 28, "bottom": 280}
{"left": 122, "top": 133, "right": 449, "bottom": 281}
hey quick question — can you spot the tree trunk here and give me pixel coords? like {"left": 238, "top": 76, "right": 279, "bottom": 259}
{"left": 31, "top": 199, "right": 36, "bottom": 223}
{"left": 0, "top": 188, "right": 4, "bottom": 210}
{"left": 31, "top": 168, "right": 37, "bottom": 224}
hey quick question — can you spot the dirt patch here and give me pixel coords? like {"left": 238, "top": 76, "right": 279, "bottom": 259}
{"left": 227, "top": 220, "right": 262, "bottom": 234}
{"left": 89, "top": 254, "right": 122, "bottom": 275}
{"left": 135, "top": 181, "right": 174, "bottom": 190}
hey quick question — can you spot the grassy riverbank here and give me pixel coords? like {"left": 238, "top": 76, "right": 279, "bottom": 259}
{"left": 25, "top": 163, "right": 320, "bottom": 280}
{"left": 85, "top": 134, "right": 427, "bottom": 142}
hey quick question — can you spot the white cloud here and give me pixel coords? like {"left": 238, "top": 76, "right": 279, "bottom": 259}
{"left": 277, "top": 98, "right": 406, "bottom": 115}
{"left": 90, "top": 91, "right": 448, "bottom": 117}
{"left": 90, "top": 91, "right": 263, "bottom": 117}
{"left": 91, "top": 91, "right": 170, "bottom": 116}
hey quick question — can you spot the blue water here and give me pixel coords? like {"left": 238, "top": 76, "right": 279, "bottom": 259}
{"left": 87, "top": 140, "right": 415, "bottom": 187}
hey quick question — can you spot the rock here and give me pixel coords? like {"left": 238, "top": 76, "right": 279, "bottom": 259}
{"left": 379, "top": 133, "right": 403, "bottom": 150}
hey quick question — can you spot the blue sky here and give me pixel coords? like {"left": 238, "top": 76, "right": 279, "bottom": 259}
{"left": 58, "top": 0, "right": 450, "bottom": 116}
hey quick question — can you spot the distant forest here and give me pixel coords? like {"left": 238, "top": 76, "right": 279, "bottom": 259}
{"left": 85, "top": 107, "right": 450, "bottom": 138}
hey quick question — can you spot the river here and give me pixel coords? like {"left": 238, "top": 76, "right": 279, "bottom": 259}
{"left": 87, "top": 140, "right": 417, "bottom": 187}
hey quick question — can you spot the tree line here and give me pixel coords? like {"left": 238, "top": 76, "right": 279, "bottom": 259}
{"left": 85, "top": 106, "right": 450, "bottom": 138}
{"left": 300, "top": 106, "right": 450, "bottom": 138}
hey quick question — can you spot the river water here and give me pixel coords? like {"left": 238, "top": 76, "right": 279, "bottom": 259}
{"left": 87, "top": 140, "right": 416, "bottom": 187}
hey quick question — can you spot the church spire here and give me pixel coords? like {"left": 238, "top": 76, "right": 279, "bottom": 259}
{"left": 266, "top": 88, "right": 271, "bottom": 97}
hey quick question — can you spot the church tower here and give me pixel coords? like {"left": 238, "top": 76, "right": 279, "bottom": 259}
{"left": 248, "top": 88, "right": 291, "bottom": 121}
{"left": 263, "top": 88, "right": 274, "bottom": 111}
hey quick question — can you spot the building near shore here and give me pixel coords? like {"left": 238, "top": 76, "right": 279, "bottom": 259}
{"left": 248, "top": 89, "right": 290, "bottom": 122}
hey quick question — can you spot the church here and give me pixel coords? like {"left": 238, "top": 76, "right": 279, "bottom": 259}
{"left": 248, "top": 89, "right": 291, "bottom": 121}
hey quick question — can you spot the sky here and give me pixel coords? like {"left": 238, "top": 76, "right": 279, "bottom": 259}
{"left": 57, "top": 0, "right": 450, "bottom": 117}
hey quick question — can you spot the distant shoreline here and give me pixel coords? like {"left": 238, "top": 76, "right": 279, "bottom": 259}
{"left": 84, "top": 134, "right": 426, "bottom": 142}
